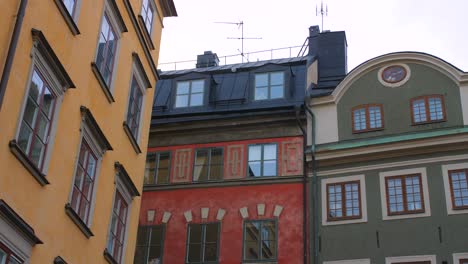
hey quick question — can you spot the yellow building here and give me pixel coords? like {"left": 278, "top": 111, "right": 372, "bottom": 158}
{"left": 0, "top": 0, "right": 176, "bottom": 263}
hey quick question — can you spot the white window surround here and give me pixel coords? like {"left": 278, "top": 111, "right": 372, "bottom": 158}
{"left": 140, "top": 0, "right": 157, "bottom": 35}
{"left": 321, "top": 174, "right": 368, "bottom": 226}
{"left": 323, "top": 259, "right": 370, "bottom": 264}
{"left": 124, "top": 62, "right": 147, "bottom": 143}
{"left": 379, "top": 167, "right": 431, "bottom": 221}
{"left": 441, "top": 162, "right": 468, "bottom": 215}
{"left": 14, "top": 44, "right": 67, "bottom": 175}
{"left": 0, "top": 217, "right": 32, "bottom": 262}
{"left": 64, "top": 0, "right": 83, "bottom": 21}
{"left": 385, "top": 254, "right": 436, "bottom": 264}
{"left": 454, "top": 253, "right": 468, "bottom": 264}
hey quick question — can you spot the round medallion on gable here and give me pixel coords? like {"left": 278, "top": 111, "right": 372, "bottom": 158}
{"left": 378, "top": 63, "right": 411, "bottom": 87}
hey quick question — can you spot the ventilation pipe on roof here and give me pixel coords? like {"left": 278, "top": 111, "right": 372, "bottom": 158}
{"left": 196, "top": 51, "right": 219, "bottom": 68}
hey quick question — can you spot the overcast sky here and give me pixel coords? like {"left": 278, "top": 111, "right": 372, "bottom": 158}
{"left": 158, "top": 0, "right": 468, "bottom": 72}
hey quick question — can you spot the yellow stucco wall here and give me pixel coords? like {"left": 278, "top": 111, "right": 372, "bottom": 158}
{"left": 0, "top": 0, "right": 169, "bottom": 263}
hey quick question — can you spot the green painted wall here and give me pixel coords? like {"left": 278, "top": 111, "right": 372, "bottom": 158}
{"left": 337, "top": 63, "right": 463, "bottom": 141}
{"left": 318, "top": 154, "right": 468, "bottom": 263}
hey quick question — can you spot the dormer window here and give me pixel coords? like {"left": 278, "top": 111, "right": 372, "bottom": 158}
{"left": 175, "top": 80, "right": 204, "bottom": 108}
{"left": 254, "top": 72, "right": 284, "bottom": 100}
{"left": 352, "top": 104, "right": 383, "bottom": 133}
{"left": 411, "top": 95, "right": 446, "bottom": 124}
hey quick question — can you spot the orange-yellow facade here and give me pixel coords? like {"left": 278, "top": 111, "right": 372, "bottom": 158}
{"left": 0, "top": 0, "right": 175, "bottom": 263}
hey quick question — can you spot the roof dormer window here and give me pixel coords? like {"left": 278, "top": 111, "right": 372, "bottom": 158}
{"left": 254, "top": 71, "right": 284, "bottom": 100}
{"left": 175, "top": 80, "right": 204, "bottom": 108}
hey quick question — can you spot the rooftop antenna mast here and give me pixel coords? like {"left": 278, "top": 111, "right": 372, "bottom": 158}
{"left": 215, "top": 21, "right": 262, "bottom": 62}
{"left": 316, "top": 0, "right": 328, "bottom": 32}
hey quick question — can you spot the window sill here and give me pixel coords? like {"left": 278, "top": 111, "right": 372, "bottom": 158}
{"left": 9, "top": 139, "right": 49, "bottom": 186}
{"left": 123, "top": 121, "right": 142, "bottom": 154}
{"left": 352, "top": 128, "right": 384, "bottom": 134}
{"left": 53, "top": 256, "right": 68, "bottom": 264}
{"left": 137, "top": 15, "right": 155, "bottom": 50}
{"left": 53, "top": 0, "right": 80, "bottom": 35}
{"left": 64, "top": 203, "right": 94, "bottom": 238}
{"left": 103, "top": 249, "right": 119, "bottom": 264}
{"left": 91, "top": 63, "right": 115, "bottom": 103}
{"left": 412, "top": 119, "right": 446, "bottom": 126}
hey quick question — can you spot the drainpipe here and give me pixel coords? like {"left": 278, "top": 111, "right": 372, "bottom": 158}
{"left": 0, "top": 0, "right": 28, "bottom": 110}
{"left": 303, "top": 101, "right": 317, "bottom": 264}
{"left": 294, "top": 106, "right": 308, "bottom": 264}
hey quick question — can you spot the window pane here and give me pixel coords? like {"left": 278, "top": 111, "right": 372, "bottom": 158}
{"left": 136, "top": 226, "right": 148, "bottom": 246}
{"left": 190, "top": 93, "right": 203, "bottom": 106}
{"left": 262, "top": 240, "right": 276, "bottom": 259}
{"left": 255, "top": 87, "right": 268, "bottom": 100}
{"left": 204, "top": 242, "right": 218, "bottom": 261}
{"left": 245, "top": 222, "right": 260, "bottom": 241}
{"left": 133, "top": 246, "right": 147, "bottom": 264}
{"left": 144, "top": 155, "right": 156, "bottom": 184}
{"left": 270, "top": 85, "right": 284, "bottom": 99}
{"left": 270, "top": 72, "right": 284, "bottom": 85}
{"left": 263, "top": 144, "right": 277, "bottom": 160}
{"left": 17, "top": 123, "right": 32, "bottom": 153}
{"left": 248, "top": 161, "right": 261, "bottom": 177}
{"left": 148, "top": 246, "right": 162, "bottom": 263}
{"left": 23, "top": 97, "right": 38, "bottom": 127}
{"left": 30, "top": 70, "right": 43, "bottom": 102}
{"left": 30, "top": 137, "right": 44, "bottom": 165}
{"left": 263, "top": 161, "right": 276, "bottom": 176}
{"left": 150, "top": 226, "right": 163, "bottom": 245}
{"left": 248, "top": 146, "right": 261, "bottom": 161}
{"left": 191, "top": 80, "right": 204, "bottom": 93}
{"left": 175, "top": 95, "right": 188, "bottom": 107}
{"left": 189, "top": 225, "right": 202, "bottom": 243}
{"left": 36, "top": 113, "right": 50, "bottom": 141}
{"left": 244, "top": 241, "right": 259, "bottom": 260}
{"left": 255, "top": 73, "right": 268, "bottom": 87}
{"left": 205, "top": 224, "right": 219, "bottom": 242}
{"left": 63, "top": 0, "right": 76, "bottom": 15}
{"left": 42, "top": 86, "right": 55, "bottom": 117}
{"left": 187, "top": 243, "right": 201, "bottom": 262}
{"left": 177, "top": 82, "right": 190, "bottom": 95}
{"left": 0, "top": 249, "right": 6, "bottom": 264}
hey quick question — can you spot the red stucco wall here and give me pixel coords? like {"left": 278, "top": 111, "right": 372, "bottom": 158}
{"left": 140, "top": 183, "right": 304, "bottom": 263}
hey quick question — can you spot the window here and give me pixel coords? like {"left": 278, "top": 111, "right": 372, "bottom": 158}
{"left": 193, "top": 148, "right": 223, "bottom": 182}
{"left": 134, "top": 225, "right": 165, "bottom": 264}
{"left": 106, "top": 191, "right": 129, "bottom": 263}
{"left": 453, "top": 253, "right": 468, "bottom": 264}
{"left": 385, "top": 174, "right": 424, "bottom": 215}
{"left": 448, "top": 169, "right": 468, "bottom": 209}
{"left": 385, "top": 255, "right": 436, "bottom": 264}
{"left": 323, "top": 259, "right": 370, "bottom": 264}
{"left": 352, "top": 104, "right": 383, "bottom": 133}
{"left": 144, "top": 152, "right": 171, "bottom": 185}
{"left": 70, "top": 140, "right": 99, "bottom": 225}
{"left": 379, "top": 168, "right": 431, "bottom": 220}
{"left": 175, "top": 80, "right": 204, "bottom": 107}
{"left": 327, "top": 181, "right": 361, "bottom": 221}
{"left": 17, "top": 68, "right": 57, "bottom": 171}
{"left": 62, "top": 0, "right": 77, "bottom": 16}
{"left": 254, "top": 72, "right": 284, "bottom": 100}
{"left": 141, "top": 0, "right": 154, "bottom": 34}
{"left": 96, "top": 14, "right": 118, "bottom": 86}
{"left": 460, "top": 260, "right": 468, "bottom": 264}
{"left": 411, "top": 95, "right": 445, "bottom": 124}
{"left": 186, "top": 223, "right": 220, "bottom": 263}
{"left": 0, "top": 242, "right": 22, "bottom": 264}
{"left": 248, "top": 144, "right": 277, "bottom": 177}
{"left": 243, "top": 220, "right": 277, "bottom": 261}
{"left": 126, "top": 76, "right": 144, "bottom": 139}
{"left": 321, "top": 175, "right": 367, "bottom": 226}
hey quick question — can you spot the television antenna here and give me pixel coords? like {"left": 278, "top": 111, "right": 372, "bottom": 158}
{"left": 215, "top": 21, "right": 262, "bottom": 62}
{"left": 316, "top": 1, "right": 328, "bottom": 32}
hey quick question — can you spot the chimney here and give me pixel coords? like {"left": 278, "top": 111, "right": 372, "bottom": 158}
{"left": 196, "top": 51, "right": 219, "bottom": 68}
{"left": 308, "top": 26, "right": 348, "bottom": 78}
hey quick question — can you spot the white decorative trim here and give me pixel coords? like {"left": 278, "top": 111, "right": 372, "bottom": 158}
{"left": 201, "top": 208, "right": 209, "bottom": 219}
{"left": 441, "top": 162, "right": 468, "bottom": 215}
{"left": 162, "top": 212, "right": 171, "bottom": 223}
{"left": 453, "top": 253, "right": 468, "bottom": 264}
{"left": 184, "top": 211, "right": 193, "bottom": 222}
{"left": 257, "top": 204, "right": 265, "bottom": 216}
{"left": 379, "top": 167, "right": 431, "bottom": 220}
{"left": 323, "top": 258, "right": 370, "bottom": 264}
{"left": 317, "top": 154, "right": 468, "bottom": 177}
{"left": 239, "top": 207, "right": 249, "bottom": 219}
{"left": 273, "top": 205, "right": 283, "bottom": 217}
{"left": 0, "top": 216, "right": 32, "bottom": 262}
{"left": 385, "top": 254, "right": 436, "bottom": 264}
{"left": 321, "top": 175, "right": 368, "bottom": 226}
{"left": 377, "top": 63, "right": 411, "bottom": 88}
{"left": 216, "top": 209, "right": 226, "bottom": 221}
{"left": 147, "top": 210, "right": 155, "bottom": 222}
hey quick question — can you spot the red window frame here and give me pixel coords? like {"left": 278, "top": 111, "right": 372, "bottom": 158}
{"left": 70, "top": 140, "right": 98, "bottom": 224}
{"left": 107, "top": 191, "right": 129, "bottom": 263}
{"left": 448, "top": 169, "right": 468, "bottom": 210}
{"left": 126, "top": 77, "right": 143, "bottom": 139}
{"left": 0, "top": 241, "right": 23, "bottom": 264}
{"left": 142, "top": 0, "right": 154, "bottom": 34}
{"left": 385, "top": 174, "right": 425, "bottom": 216}
{"left": 96, "top": 13, "right": 118, "bottom": 86}
{"left": 326, "top": 181, "right": 362, "bottom": 221}
{"left": 17, "top": 67, "right": 57, "bottom": 170}
{"left": 410, "top": 95, "right": 446, "bottom": 125}
{"left": 351, "top": 104, "right": 384, "bottom": 133}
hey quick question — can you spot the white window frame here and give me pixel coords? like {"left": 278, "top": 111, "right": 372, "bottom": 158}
{"left": 174, "top": 79, "right": 205, "bottom": 108}
{"left": 14, "top": 44, "right": 66, "bottom": 175}
{"left": 323, "top": 259, "right": 371, "bottom": 264}
{"left": 441, "top": 162, "right": 468, "bottom": 215}
{"left": 67, "top": 119, "right": 105, "bottom": 227}
{"left": 93, "top": 0, "right": 124, "bottom": 92}
{"left": 454, "top": 253, "right": 468, "bottom": 264}
{"left": 106, "top": 170, "right": 134, "bottom": 263}
{"left": 124, "top": 63, "right": 147, "bottom": 143}
{"left": 385, "top": 254, "right": 436, "bottom": 264}
{"left": 254, "top": 71, "right": 285, "bottom": 101}
{"left": 379, "top": 167, "right": 431, "bottom": 221}
{"left": 140, "top": 0, "right": 157, "bottom": 36}
{"left": 321, "top": 174, "right": 368, "bottom": 226}
{"left": 0, "top": 217, "right": 32, "bottom": 262}
{"left": 63, "top": 0, "right": 83, "bottom": 22}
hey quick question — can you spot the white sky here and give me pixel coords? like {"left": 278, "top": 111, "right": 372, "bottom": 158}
{"left": 158, "top": 0, "right": 468, "bottom": 72}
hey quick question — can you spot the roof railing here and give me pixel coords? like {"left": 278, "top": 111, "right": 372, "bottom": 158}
{"left": 158, "top": 40, "right": 310, "bottom": 71}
